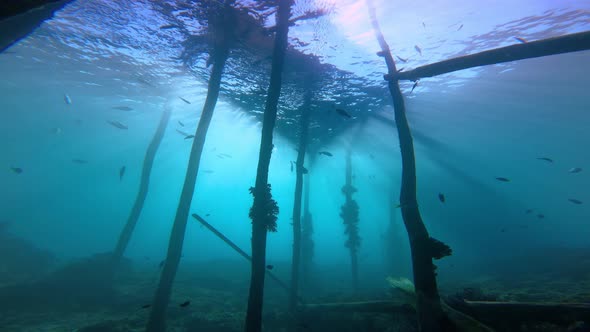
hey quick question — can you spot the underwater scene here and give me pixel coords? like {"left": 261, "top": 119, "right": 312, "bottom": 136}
{"left": 0, "top": 0, "right": 589, "bottom": 331}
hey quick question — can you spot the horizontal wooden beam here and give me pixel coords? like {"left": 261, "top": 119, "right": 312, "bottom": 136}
{"left": 394, "top": 30, "right": 590, "bottom": 81}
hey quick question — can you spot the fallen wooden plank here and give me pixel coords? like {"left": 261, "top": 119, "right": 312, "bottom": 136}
{"left": 394, "top": 31, "right": 590, "bottom": 81}
{"left": 302, "top": 300, "right": 414, "bottom": 314}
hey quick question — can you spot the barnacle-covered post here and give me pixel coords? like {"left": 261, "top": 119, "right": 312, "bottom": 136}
{"left": 289, "top": 87, "right": 311, "bottom": 312}
{"left": 111, "top": 106, "right": 171, "bottom": 269}
{"left": 245, "top": 0, "right": 293, "bottom": 331}
{"left": 145, "top": 6, "right": 234, "bottom": 332}
{"left": 365, "top": 1, "right": 453, "bottom": 331}
{"left": 340, "top": 149, "right": 360, "bottom": 291}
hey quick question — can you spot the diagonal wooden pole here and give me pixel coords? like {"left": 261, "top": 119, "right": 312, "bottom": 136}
{"left": 395, "top": 30, "right": 590, "bottom": 81}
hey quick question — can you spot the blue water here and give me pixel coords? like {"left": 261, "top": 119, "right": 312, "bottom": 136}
{"left": 0, "top": 0, "right": 589, "bottom": 331}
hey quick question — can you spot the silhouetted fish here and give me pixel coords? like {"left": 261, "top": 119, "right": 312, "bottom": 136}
{"left": 205, "top": 213, "right": 210, "bottom": 217}
{"left": 202, "top": 170, "right": 214, "bottom": 174}
{"left": 536, "top": 157, "right": 553, "bottom": 163}
{"left": 495, "top": 177, "right": 510, "bottom": 182}
{"left": 318, "top": 151, "right": 333, "bottom": 157}
{"left": 290, "top": 161, "right": 294, "bottom": 173}
{"left": 184, "top": 135, "right": 195, "bottom": 140}
{"left": 159, "top": 24, "right": 178, "bottom": 30}
{"left": 335, "top": 108, "right": 352, "bottom": 119}
{"left": 302, "top": 166, "right": 308, "bottom": 174}
{"left": 179, "top": 97, "right": 191, "bottom": 104}
{"left": 178, "top": 120, "right": 185, "bottom": 127}
{"left": 141, "top": 304, "right": 151, "bottom": 309}
{"left": 219, "top": 153, "right": 232, "bottom": 158}
{"left": 72, "top": 159, "right": 88, "bottom": 164}
{"left": 107, "top": 120, "right": 128, "bottom": 130}
{"left": 10, "top": 167, "right": 23, "bottom": 174}
{"left": 64, "top": 94, "right": 72, "bottom": 105}
{"left": 396, "top": 55, "right": 408, "bottom": 63}
{"left": 414, "top": 45, "right": 422, "bottom": 56}
{"left": 514, "top": 37, "right": 527, "bottom": 43}
{"left": 525, "top": 209, "right": 533, "bottom": 214}
{"left": 159, "top": 260, "right": 165, "bottom": 268}
{"left": 112, "top": 106, "right": 133, "bottom": 111}
{"left": 411, "top": 81, "right": 419, "bottom": 93}
{"left": 266, "top": 265, "right": 274, "bottom": 270}
{"left": 568, "top": 198, "right": 582, "bottom": 205}
{"left": 119, "top": 166, "right": 126, "bottom": 180}
{"left": 568, "top": 167, "right": 582, "bottom": 173}
{"left": 422, "top": 22, "right": 426, "bottom": 28}
{"left": 180, "top": 301, "right": 190, "bottom": 307}
{"left": 537, "top": 214, "right": 545, "bottom": 219}
{"left": 438, "top": 193, "right": 445, "bottom": 203}
{"left": 457, "top": 24, "right": 463, "bottom": 31}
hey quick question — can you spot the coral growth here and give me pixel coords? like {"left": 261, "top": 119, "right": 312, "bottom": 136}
{"left": 248, "top": 183, "right": 279, "bottom": 232}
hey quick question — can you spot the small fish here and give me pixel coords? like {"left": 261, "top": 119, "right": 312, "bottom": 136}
{"left": 395, "top": 55, "right": 408, "bottom": 63}
{"left": 514, "top": 37, "right": 527, "bottom": 43}
{"left": 112, "top": 106, "right": 133, "bottom": 111}
{"left": 179, "top": 97, "right": 191, "bottom": 104}
{"left": 159, "top": 260, "right": 165, "bottom": 268}
{"left": 438, "top": 193, "right": 445, "bottom": 203}
{"left": 568, "top": 198, "right": 582, "bottom": 205}
{"left": 10, "top": 167, "right": 23, "bottom": 174}
{"left": 422, "top": 22, "right": 426, "bottom": 28}
{"left": 178, "top": 121, "right": 185, "bottom": 127}
{"left": 205, "top": 213, "right": 210, "bottom": 217}
{"left": 107, "top": 120, "right": 128, "bottom": 130}
{"left": 290, "top": 161, "right": 294, "bottom": 173}
{"left": 72, "top": 159, "right": 88, "bottom": 164}
{"left": 159, "top": 24, "right": 178, "bottom": 30}
{"left": 318, "top": 151, "right": 333, "bottom": 157}
{"left": 141, "top": 304, "right": 151, "bottom": 309}
{"left": 180, "top": 301, "right": 190, "bottom": 307}
{"left": 568, "top": 167, "right": 582, "bottom": 173}
{"left": 536, "top": 157, "right": 553, "bottom": 163}
{"left": 537, "top": 214, "right": 545, "bottom": 219}
{"left": 500, "top": 228, "right": 506, "bottom": 233}
{"left": 525, "top": 209, "right": 533, "bottom": 214}
{"left": 266, "top": 265, "right": 274, "bottom": 270}
{"left": 414, "top": 45, "right": 422, "bottom": 56}
{"left": 335, "top": 108, "right": 352, "bottom": 119}
{"left": 302, "top": 166, "right": 309, "bottom": 174}
{"left": 220, "top": 153, "right": 232, "bottom": 158}
{"left": 202, "top": 170, "right": 214, "bottom": 174}
{"left": 184, "top": 135, "right": 195, "bottom": 140}
{"left": 411, "top": 81, "right": 419, "bottom": 93}
{"left": 457, "top": 24, "right": 463, "bottom": 31}
{"left": 119, "top": 166, "right": 126, "bottom": 180}
{"left": 64, "top": 94, "right": 72, "bottom": 105}
{"left": 495, "top": 177, "right": 510, "bottom": 182}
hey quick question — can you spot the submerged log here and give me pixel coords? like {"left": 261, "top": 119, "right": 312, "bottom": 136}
{"left": 191, "top": 213, "right": 295, "bottom": 297}
{"left": 395, "top": 31, "right": 590, "bottom": 81}
{"left": 303, "top": 300, "right": 413, "bottom": 314}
